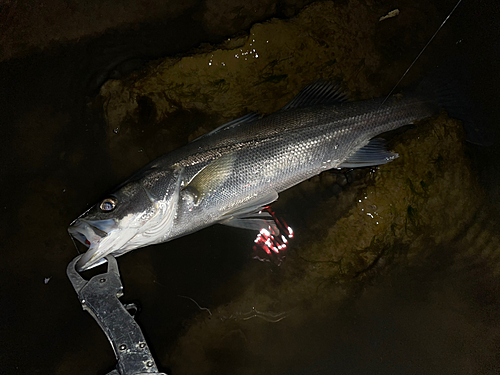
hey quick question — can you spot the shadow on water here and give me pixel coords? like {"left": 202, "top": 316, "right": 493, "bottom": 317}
{"left": 1, "top": 0, "right": 499, "bottom": 374}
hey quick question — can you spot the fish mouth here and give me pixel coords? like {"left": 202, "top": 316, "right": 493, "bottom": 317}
{"left": 68, "top": 219, "right": 116, "bottom": 271}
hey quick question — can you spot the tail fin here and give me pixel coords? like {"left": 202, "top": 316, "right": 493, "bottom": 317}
{"left": 415, "top": 59, "right": 493, "bottom": 146}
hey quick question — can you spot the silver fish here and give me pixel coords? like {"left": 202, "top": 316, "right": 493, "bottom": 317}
{"left": 69, "top": 80, "right": 444, "bottom": 271}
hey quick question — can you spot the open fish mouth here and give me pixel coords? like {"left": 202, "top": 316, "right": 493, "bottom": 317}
{"left": 68, "top": 219, "right": 116, "bottom": 271}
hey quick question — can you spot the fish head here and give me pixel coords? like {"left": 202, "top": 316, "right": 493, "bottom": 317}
{"left": 69, "top": 167, "right": 183, "bottom": 271}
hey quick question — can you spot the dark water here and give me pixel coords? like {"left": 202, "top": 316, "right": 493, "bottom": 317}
{"left": 1, "top": 0, "right": 499, "bottom": 374}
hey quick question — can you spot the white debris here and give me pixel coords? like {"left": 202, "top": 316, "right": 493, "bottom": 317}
{"left": 379, "top": 9, "right": 400, "bottom": 21}
{"left": 44, "top": 277, "right": 51, "bottom": 284}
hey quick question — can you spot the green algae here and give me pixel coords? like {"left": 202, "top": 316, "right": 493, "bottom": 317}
{"left": 295, "top": 115, "right": 483, "bottom": 281}
{"left": 100, "top": 0, "right": 377, "bottom": 131}
{"left": 98, "top": 0, "right": 437, "bottom": 173}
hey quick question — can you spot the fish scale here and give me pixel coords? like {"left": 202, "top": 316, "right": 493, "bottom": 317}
{"left": 169, "top": 93, "right": 436, "bottom": 240}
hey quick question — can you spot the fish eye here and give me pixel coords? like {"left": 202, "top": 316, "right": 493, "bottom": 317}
{"left": 100, "top": 198, "right": 117, "bottom": 212}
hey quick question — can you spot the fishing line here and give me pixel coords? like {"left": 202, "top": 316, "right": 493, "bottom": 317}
{"left": 70, "top": 235, "right": 82, "bottom": 255}
{"left": 178, "top": 295, "right": 212, "bottom": 316}
{"left": 380, "top": 0, "right": 463, "bottom": 107}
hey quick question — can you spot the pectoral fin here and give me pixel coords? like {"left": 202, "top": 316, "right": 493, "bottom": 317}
{"left": 183, "top": 154, "right": 236, "bottom": 205}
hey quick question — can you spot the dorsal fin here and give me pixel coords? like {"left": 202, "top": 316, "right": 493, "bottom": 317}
{"left": 191, "top": 112, "right": 260, "bottom": 142}
{"left": 281, "top": 80, "right": 349, "bottom": 110}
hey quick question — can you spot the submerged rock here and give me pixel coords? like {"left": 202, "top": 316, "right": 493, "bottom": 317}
{"left": 97, "top": 0, "right": 437, "bottom": 175}
{"left": 298, "top": 115, "right": 482, "bottom": 278}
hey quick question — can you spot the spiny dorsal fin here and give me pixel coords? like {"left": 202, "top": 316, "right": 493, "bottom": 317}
{"left": 191, "top": 112, "right": 260, "bottom": 142}
{"left": 281, "top": 80, "right": 349, "bottom": 110}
